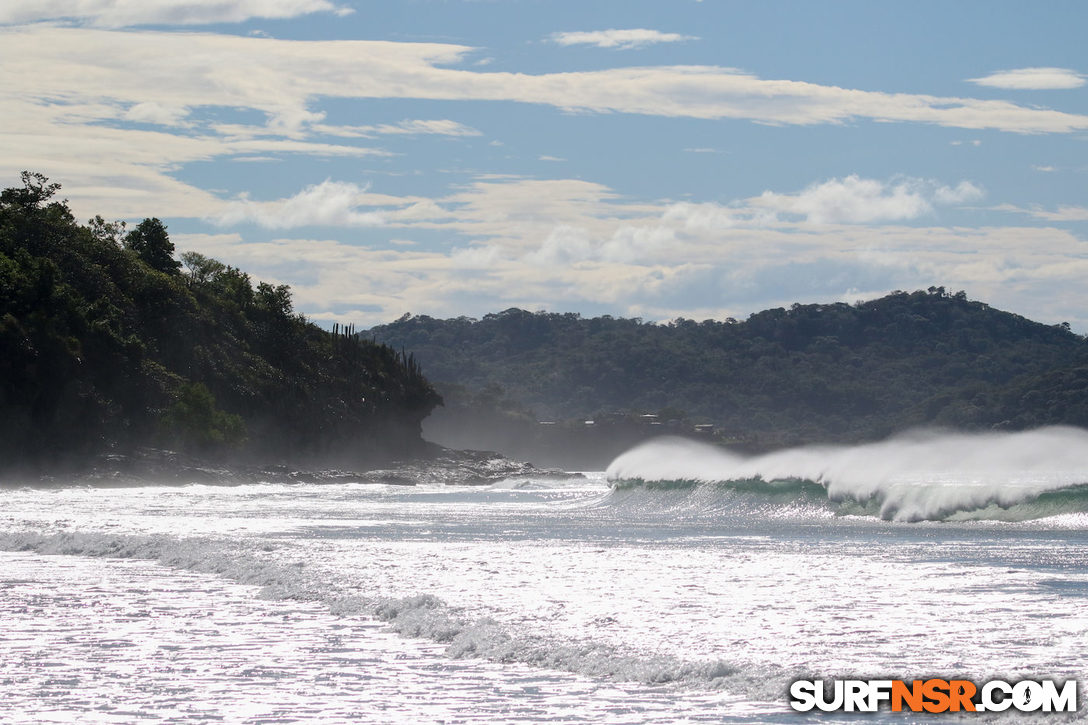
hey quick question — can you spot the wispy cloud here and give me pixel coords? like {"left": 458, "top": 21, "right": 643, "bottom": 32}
{"left": 993, "top": 203, "right": 1088, "bottom": 222}
{"left": 311, "top": 119, "right": 482, "bottom": 139}
{"left": 968, "top": 67, "right": 1085, "bottom": 90}
{"left": 550, "top": 29, "right": 698, "bottom": 50}
{"left": 377, "top": 119, "right": 481, "bottom": 136}
{"left": 220, "top": 117, "right": 482, "bottom": 141}
{"left": 7, "top": 27, "right": 1088, "bottom": 143}
{"left": 0, "top": 0, "right": 353, "bottom": 27}
{"left": 1, "top": 25, "right": 1084, "bottom": 229}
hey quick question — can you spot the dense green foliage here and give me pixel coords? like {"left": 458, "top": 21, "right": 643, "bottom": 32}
{"left": 0, "top": 173, "right": 440, "bottom": 471}
{"left": 368, "top": 291, "right": 1088, "bottom": 449}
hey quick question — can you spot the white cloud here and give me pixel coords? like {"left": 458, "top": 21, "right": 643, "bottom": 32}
{"left": 174, "top": 213, "right": 1088, "bottom": 332}
{"left": 216, "top": 180, "right": 385, "bottom": 229}
{"left": 524, "top": 225, "right": 594, "bottom": 265}
{"left": 1, "top": 22, "right": 1086, "bottom": 224}
{"left": 2, "top": 24, "right": 1074, "bottom": 227}
{"left": 212, "top": 179, "right": 459, "bottom": 229}
{"left": 0, "top": 0, "right": 352, "bottom": 27}
{"left": 1041, "top": 205, "right": 1088, "bottom": 221}
{"left": 600, "top": 224, "right": 677, "bottom": 263}
{"left": 550, "top": 29, "right": 698, "bottom": 50}
{"left": 969, "top": 67, "right": 1086, "bottom": 90}
{"left": 379, "top": 119, "right": 481, "bottom": 136}
{"left": 203, "top": 173, "right": 989, "bottom": 270}
{"left": 0, "top": 21, "right": 1083, "bottom": 229}
{"left": 662, "top": 202, "right": 739, "bottom": 230}
{"left": 17, "top": 27, "right": 1081, "bottom": 135}
{"left": 655, "top": 177, "right": 984, "bottom": 230}
{"left": 753, "top": 175, "right": 983, "bottom": 225}
{"left": 397, "top": 174, "right": 986, "bottom": 268}
{"left": 994, "top": 203, "right": 1088, "bottom": 222}
{"left": 448, "top": 244, "right": 504, "bottom": 269}
{"left": 167, "top": 174, "right": 1088, "bottom": 330}
{"left": 122, "top": 101, "right": 190, "bottom": 126}
{"left": 313, "top": 119, "right": 482, "bottom": 138}
{"left": 933, "top": 181, "right": 985, "bottom": 205}
{"left": 385, "top": 200, "right": 454, "bottom": 222}
{"left": 0, "top": 20, "right": 1082, "bottom": 330}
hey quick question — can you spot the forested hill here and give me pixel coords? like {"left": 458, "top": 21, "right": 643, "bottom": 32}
{"left": 368, "top": 291, "right": 1088, "bottom": 451}
{"left": 0, "top": 173, "right": 440, "bottom": 473}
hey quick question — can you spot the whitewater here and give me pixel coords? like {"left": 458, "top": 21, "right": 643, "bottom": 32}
{"left": 2, "top": 428, "right": 1086, "bottom": 723}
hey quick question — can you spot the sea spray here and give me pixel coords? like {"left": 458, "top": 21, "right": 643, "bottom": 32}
{"left": 1, "top": 473, "right": 1084, "bottom": 722}
{"left": 605, "top": 427, "right": 1088, "bottom": 522}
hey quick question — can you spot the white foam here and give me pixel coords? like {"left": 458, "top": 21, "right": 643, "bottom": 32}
{"left": 0, "top": 529, "right": 789, "bottom": 700}
{"left": 606, "top": 428, "right": 1088, "bottom": 521}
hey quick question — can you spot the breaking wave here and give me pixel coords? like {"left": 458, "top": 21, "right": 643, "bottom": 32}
{"left": 605, "top": 428, "right": 1088, "bottom": 522}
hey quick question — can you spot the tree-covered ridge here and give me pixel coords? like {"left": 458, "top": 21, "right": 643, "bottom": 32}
{"left": 0, "top": 173, "right": 440, "bottom": 471}
{"left": 368, "top": 291, "right": 1088, "bottom": 450}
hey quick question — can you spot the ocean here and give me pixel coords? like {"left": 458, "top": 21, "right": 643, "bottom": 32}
{"left": 1, "top": 429, "right": 1086, "bottom": 723}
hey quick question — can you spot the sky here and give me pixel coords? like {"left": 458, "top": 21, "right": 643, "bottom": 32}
{"left": 2, "top": 0, "right": 1087, "bottom": 329}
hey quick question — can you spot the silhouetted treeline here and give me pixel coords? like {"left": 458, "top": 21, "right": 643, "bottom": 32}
{"left": 0, "top": 173, "right": 440, "bottom": 472}
{"left": 368, "top": 291, "right": 1088, "bottom": 452}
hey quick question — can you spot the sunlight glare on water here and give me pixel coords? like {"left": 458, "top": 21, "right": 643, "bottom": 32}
{"left": 1, "top": 434, "right": 1087, "bottom": 723}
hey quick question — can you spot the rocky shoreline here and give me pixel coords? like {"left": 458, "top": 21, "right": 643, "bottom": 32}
{"left": 7, "top": 445, "right": 581, "bottom": 488}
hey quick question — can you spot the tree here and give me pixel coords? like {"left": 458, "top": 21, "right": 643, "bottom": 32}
{"left": 181, "top": 251, "right": 226, "bottom": 286}
{"left": 125, "top": 217, "right": 180, "bottom": 274}
{"left": 0, "top": 171, "right": 62, "bottom": 212}
{"left": 256, "top": 281, "right": 293, "bottom": 317}
{"left": 88, "top": 215, "right": 126, "bottom": 246}
{"left": 0, "top": 172, "right": 442, "bottom": 471}
{"left": 162, "top": 382, "right": 246, "bottom": 452}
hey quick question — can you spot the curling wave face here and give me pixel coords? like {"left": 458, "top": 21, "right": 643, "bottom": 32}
{"left": 605, "top": 427, "right": 1088, "bottom": 522}
{"left": 1, "top": 461, "right": 1086, "bottom": 722}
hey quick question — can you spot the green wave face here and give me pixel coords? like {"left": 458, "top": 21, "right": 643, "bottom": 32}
{"left": 605, "top": 431, "right": 1088, "bottom": 523}
{"left": 606, "top": 477, "right": 1088, "bottom": 522}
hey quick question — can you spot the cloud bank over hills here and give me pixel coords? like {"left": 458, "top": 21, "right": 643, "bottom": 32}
{"left": 2, "top": 1, "right": 1085, "bottom": 329}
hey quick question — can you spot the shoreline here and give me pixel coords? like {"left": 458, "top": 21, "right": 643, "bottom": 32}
{"left": 1, "top": 444, "right": 582, "bottom": 489}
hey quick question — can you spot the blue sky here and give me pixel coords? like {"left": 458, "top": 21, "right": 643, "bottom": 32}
{"left": 2, "top": 0, "right": 1086, "bottom": 328}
